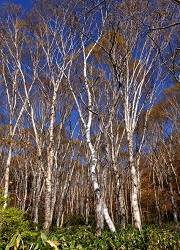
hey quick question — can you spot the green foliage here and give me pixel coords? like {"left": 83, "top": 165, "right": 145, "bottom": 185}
{"left": 5, "top": 233, "right": 23, "bottom": 250}
{"left": 2, "top": 223, "right": 180, "bottom": 249}
{"left": 0, "top": 193, "right": 30, "bottom": 245}
{"left": 5, "top": 231, "right": 60, "bottom": 250}
{"left": 0, "top": 192, "right": 10, "bottom": 208}
{"left": 0, "top": 207, "right": 30, "bottom": 240}
{"left": 48, "top": 225, "right": 180, "bottom": 250}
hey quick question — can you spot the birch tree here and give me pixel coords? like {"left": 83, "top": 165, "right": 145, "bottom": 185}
{"left": 0, "top": 3, "right": 34, "bottom": 207}
{"left": 100, "top": 0, "right": 174, "bottom": 230}
{"left": 146, "top": 85, "right": 180, "bottom": 230}
{"left": 26, "top": 0, "right": 77, "bottom": 231}
{"left": 67, "top": 1, "right": 116, "bottom": 233}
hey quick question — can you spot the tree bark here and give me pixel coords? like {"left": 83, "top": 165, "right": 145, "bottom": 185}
{"left": 128, "top": 134, "right": 142, "bottom": 231}
{"left": 3, "top": 147, "right": 12, "bottom": 208}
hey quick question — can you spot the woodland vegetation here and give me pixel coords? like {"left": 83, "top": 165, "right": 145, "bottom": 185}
{"left": 0, "top": 0, "right": 180, "bottom": 246}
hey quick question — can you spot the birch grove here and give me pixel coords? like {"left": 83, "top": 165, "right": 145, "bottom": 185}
{"left": 0, "top": 0, "right": 179, "bottom": 233}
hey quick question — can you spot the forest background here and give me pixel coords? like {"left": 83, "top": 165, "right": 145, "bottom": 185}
{"left": 0, "top": 0, "right": 180, "bottom": 248}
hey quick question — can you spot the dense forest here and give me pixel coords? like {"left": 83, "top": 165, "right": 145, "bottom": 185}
{"left": 0, "top": 0, "right": 179, "bottom": 244}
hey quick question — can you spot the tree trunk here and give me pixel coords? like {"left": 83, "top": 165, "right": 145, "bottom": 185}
{"left": 44, "top": 166, "right": 52, "bottom": 232}
{"left": 87, "top": 137, "right": 116, "bottom": 233}
{"left": 166, "top": 173, "right": 179, "bottom": 231}
{"left": 96, "top": 195, "right": 104, "bottom": 233}
{"left": 118, "top": 185, "right": 126, "bottom": 229}
{"left": 153, "top": 168, "right": 162, "bottom": 228}
{"left": 3, "top": 147, "right": 12, "bottom": 208}
{"left": 128, "top": 134, "right": 142, "bottom": 230}
{"left": 43, "top": 88, "right": 57, "bottom": 232}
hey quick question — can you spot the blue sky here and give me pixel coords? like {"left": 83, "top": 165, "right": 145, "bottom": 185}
{"left": 0, "top": 0, "right": 32, "bottom": 9}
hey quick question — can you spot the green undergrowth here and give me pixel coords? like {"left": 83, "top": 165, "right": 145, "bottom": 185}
{"left": 0, "top": 196, "right": 179, "bottom": 250}
{"left": 1, "top": 225, "right": 180, "bottom": 250}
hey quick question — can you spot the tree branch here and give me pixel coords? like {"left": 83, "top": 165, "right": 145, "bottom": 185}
{"left": 148, "top": 22, "right": 180, "bottom": 31}
{"left": 83, "top": 0, "right": 106, "bottom": 16}
{"left": 172, "top": 0, "right": 180, "bottom": 4}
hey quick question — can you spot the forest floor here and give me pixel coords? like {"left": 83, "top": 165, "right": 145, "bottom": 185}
{"left": 1, "top": 220, "right": 180, "bottom": 250}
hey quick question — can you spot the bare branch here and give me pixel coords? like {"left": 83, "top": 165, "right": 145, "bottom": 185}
{"left": 172, "top": 0, "right": 180, "bottom": 4}
{"left": 83, "top": 0, "right": 106, "bottom": 16}
{"left": 148, "top": 22, "right": 180, "bottom": 31}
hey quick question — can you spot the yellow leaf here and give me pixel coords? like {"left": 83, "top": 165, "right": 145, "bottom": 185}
{"left": 46, "top": 240, "right": 59, "bottom": 250}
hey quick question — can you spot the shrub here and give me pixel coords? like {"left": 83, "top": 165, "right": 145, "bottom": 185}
{"left": 0, "top": 193, "right": 30, "bottom": 241}
{"left": 0, "top": 206, "right": 30, "bottom": 240}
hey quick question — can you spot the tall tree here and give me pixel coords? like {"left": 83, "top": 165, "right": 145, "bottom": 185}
{"left": 0, "top": 3, "right": 34, "bottom": 207}
{"left": 67, "top": 0, "right": 116, "bottom": 233}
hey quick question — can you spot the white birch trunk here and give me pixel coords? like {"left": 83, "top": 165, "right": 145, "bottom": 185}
{"left": 118, "top": 183, "right": 126, "bottom": 230}
{"left": 44, "top": 166, "right": 52, "bottom": 231}
{"left": 44, "top": 88, "right": 56, "bottom": 230}
{"left": 21, "top": 162, "right": 28, "bottom": 211}
{"left": 44, "top": 96, "right": 56, "bottom": 231}
{"left": 103, "top": 203, "right": 116, "bottom": 232}
{"left": 128, "top": 133, "right": 142, "bottom": 230}
{"left": 3, "top": 147, "right": 12, "bottom": 208}
{"left": 68, "top": 40, "right": 116, "bottom": 232}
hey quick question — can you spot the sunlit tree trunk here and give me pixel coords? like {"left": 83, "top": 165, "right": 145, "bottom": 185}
{"left": 68, "top": 25, "right": 116, "bottom": 232}
{"left": 3, "top": 147, "right": 12, "bottom": 208}
{"left": 44, "top": 88, "right": 57, "bottom": 231}
{"left": 127, "top": 133, "right": 142, "bottom": 230}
